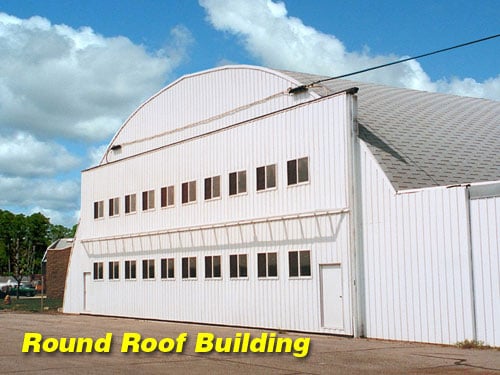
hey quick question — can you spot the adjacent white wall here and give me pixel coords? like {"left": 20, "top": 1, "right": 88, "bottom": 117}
{"left": 470, "top": 194, "right": 500, "bottom": 347}
{"left": 359, "top": 141, "right": 475, "bottom": 344}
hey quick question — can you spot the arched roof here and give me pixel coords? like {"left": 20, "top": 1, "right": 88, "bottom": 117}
{"left": 98, "top": 65, "right": 500, "bottom": 191}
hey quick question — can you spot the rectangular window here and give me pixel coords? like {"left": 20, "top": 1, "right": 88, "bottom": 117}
{"left": 108, "top": 261, "right": 119, "bottom": 280}
{"left": 161, "top": 258, "right": 175, "bottom": 279}
{"left": 124, "top": 260, "right": 136, "bottom": 279}
{"left": 229, "top": 170, "right": 247, "bottom": 195}
{"left": 142, "top": 259, "right": 155, "bottom": 279}
{"left": 205, "top": 255, "right": 221, "bottom": 278}
{"left": 93, "top": 201, "right": 104, "bottom": 219}
{"left": 93, "top": 262, "right": 103, "bottom": 280}
{"left": 125, "top": 194, "right": 136, "bottom": 214}
{"left": 230, "top": 254, "right": 248, "bottom": 278}
{"left": 181, "top": 181, "right": 196, "bottom": 204}
{"left": 204, "top": 176, "right": 221, "bottom": 200}
{"left": 257, "top": 252, "right": 278, "bottom": 278}
{"left": 288, "top": 250, "right": 311, "bottom": 277}
{"left": 161, "top": 185, "right": 175, "bottom": 207}
{"left": 108, "top": 197, "right": 119, "bottom": 216}
{"left": 256, "top": 164, "right": 276, "bottom": 191}
{"left": 287, "top": 157, "right": 309, "bottom": 185}
{"left": 142, "top": 190, "right": 155, "bottom": 210}
{"left": 182, "top": 257, "right": 197, "bottom": 279}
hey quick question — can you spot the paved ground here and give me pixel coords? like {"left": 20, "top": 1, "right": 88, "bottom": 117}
{"left": 0, "top": 312, "right": 498, "bottom": 374}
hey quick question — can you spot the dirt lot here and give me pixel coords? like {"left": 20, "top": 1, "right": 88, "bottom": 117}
{"left": 0, "top": 311, "right": 498, "bottom": 374}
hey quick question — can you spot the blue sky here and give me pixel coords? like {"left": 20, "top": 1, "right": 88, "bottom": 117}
{"left": 0, "top": 0, "right": 499, "bottom": 226}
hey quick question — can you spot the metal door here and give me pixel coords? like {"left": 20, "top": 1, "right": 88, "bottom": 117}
{"left": 320, "top": 264, "right": 344, "bottom": 329}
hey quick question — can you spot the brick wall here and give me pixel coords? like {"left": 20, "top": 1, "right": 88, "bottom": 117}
{"left": 46, "top": 248, "right": 71, "bottom": 299}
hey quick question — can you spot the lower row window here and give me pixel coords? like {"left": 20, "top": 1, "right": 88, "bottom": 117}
{"left": 182, "top": 257, "right": 197, "bottom": 279}
{"left": 142, "top": 259, "right": 155, "bottom": 279}
{"left": 205, "top": 255, "right": 221, "bottom": 278}
{"left": 95, "top": 250, "right": 311, "bottom": 281}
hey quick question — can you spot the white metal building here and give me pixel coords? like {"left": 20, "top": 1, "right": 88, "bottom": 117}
{"left": 64, "top": 65, "right": 500, "bottom": 346}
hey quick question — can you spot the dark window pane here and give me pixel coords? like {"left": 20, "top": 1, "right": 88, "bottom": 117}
{"left": 182, "top": 182, "right": 188, "bottom": 204}
{"left": 287, "top": 160, "right": 297, "bottom": 185}
{"left": 258, "top": 253, "right": 266, "bottom": 277}
{"left": 298, "top": 157, "right": 309, "bottom": 183}
{"left": 142, "top": 191, "right": 148, "bottom": 210}
{"left": 161, "top": 259, "right": 167, "bottom": 278}
{"left": 125, "top": 261, "right": 130, "bottom": 279}
{"left": 189, "top": 257, "right": 196, "bottom": 278}
{"left": 161, "top": 187, "right": 167, "bottom": 207}
{"left": 289, "top": 251, "right": 299, "bottom": 277}
{"left": 268, "top": 253, "right": 277, "bottom": 277}
{"left": 94, "top": 202, "right": 99, "bottom": 219}
{"left": 229, "top": 172, "right": 237, "bottom": 195}
{"left": 109, "top": 198, "right": 113, "bottom": 216}
{"left": 230, "top": 255, "right": 237, "bottom": 278}
{"left": 168, "top": 258, "right": 174, "bottom": 278}
{"left": 267, "top": 165, "right": 276, "bottom": 188}
{"left": 125, "top": 195, "right": 130, "bottom": 213}
{"left": 205, "top": 256, "right": 212, "bottom": 278}
{"left": 204, "top": 178, "right": 211, "bottom": 200}
{"left": 131, "top": 261, "right": 136, "bottom": 279}
{"left": 149, "top": 260, "right": 154, "bottom": 278}
{"left": 109, "top": 262, "right": 113, "bottom": 279}
{"left": 256, "top": 166, "right": 265, "bottom": 190}
{"left": 93, "top": 262, "right": 98, "bottom": 279}
{"left": 142, "top": 260, "right": 147, "bottom": 279}
{"left": 239, "top": 254, "right": 247, "bottom": 277}
{"left": 114, "top": 263, "right": 119, "bottom": 279}
{"left": 213, "top": 256, "right": 221, "bottom": 278}
{"left": 182, "top": 258, "right": 188, "bottom": 278}
{"left": 300, "top": 251, "right": 311, "bottom": 276}
{"left": 239, "top": 171, "right": 246, "bottom": 193}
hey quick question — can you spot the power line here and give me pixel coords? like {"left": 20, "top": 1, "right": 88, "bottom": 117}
{"left": 309, "top": 33, "right": 500, "bottom": 86}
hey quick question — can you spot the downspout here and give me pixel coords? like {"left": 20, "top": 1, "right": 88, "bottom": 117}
{"left": 465, "top": 186, "right": 477, "bottom": 341}
{"left": 346, "top": 89, "right": 365, "bottom": 337}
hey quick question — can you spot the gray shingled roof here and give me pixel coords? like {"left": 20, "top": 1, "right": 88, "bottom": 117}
{"left": 279, "top": 70, "right": 500, "bottom": 191}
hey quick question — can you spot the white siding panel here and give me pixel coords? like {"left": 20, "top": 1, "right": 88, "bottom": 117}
{"left": 470, "top": 196, "right": 500, "bottom": 347}
{"left": 360, "top": 142, "right": 474, "bottom": 344}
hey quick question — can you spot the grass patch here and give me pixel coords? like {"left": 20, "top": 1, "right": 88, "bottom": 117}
{"left": 456, "top": 339, "right": 491, "bottom": 350}
{"left": 0, "top": 297, "right": 62, "bottom": 313}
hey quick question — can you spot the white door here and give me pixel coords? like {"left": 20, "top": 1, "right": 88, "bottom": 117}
{"left": 320, "top": 264, "right": 344, "bottom": 330}
{"left": 83, "top": 272, "right": 90, "bottom": 311}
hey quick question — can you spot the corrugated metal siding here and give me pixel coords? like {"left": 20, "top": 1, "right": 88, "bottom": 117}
{"left": 105, "top": 66, "right": 317, "bottom": 164}
{"left": 470, "top": 195, "right": 500, "bottom": 347}
{"left": 360, "top": 142, "right": 474, "bottom": 344}
{"left": 68, "top": 92, "right": 355, "bottom": 334}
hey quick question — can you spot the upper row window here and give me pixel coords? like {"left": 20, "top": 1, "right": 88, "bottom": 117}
{"left": 287, "top": 157, "right": 309, "bottom": 185}
{"left": 229, "top": 170, "right": 247, "bottom": 196}
{"left": 94, "top": 157, "right": 309, "bottom": 219}
{"left": 182, "top": 181, "right": 197, "bottom": 204}
{"left": 125, "top": 194, "right": 136, "bottom": 214}
{"left": 256, "top": 164, "right": 276, "bottom": 191}
{"left": 142, "top": 190, "right": 155, "bottom": 211}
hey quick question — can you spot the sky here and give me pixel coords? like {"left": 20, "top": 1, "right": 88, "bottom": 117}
{"left": 0, "top": 0, "right": 499, "bottom": 226}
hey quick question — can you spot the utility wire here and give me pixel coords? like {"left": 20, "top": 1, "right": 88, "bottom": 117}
{"left": 309, "top": 33, "right": 500, "bottom": 86}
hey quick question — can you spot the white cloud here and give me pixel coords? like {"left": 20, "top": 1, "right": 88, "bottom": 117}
{"left": 0, "top": 175, "right": 80, "bottom": 211}
{"left": 0, "top": 13, "right": 189, "bottom": 141}
{"left": 0, "top": 132, "right": 80, "bottom": 177}
{"left": 200, "top": 0, "right": 500, "bottom": 100}
{"left": 87, "top": 144, "right": 108, "bottom": 168}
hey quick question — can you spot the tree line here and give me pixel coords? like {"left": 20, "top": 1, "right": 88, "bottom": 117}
{"left": 0, "top": 209, "right": 76, "bottom": 277}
